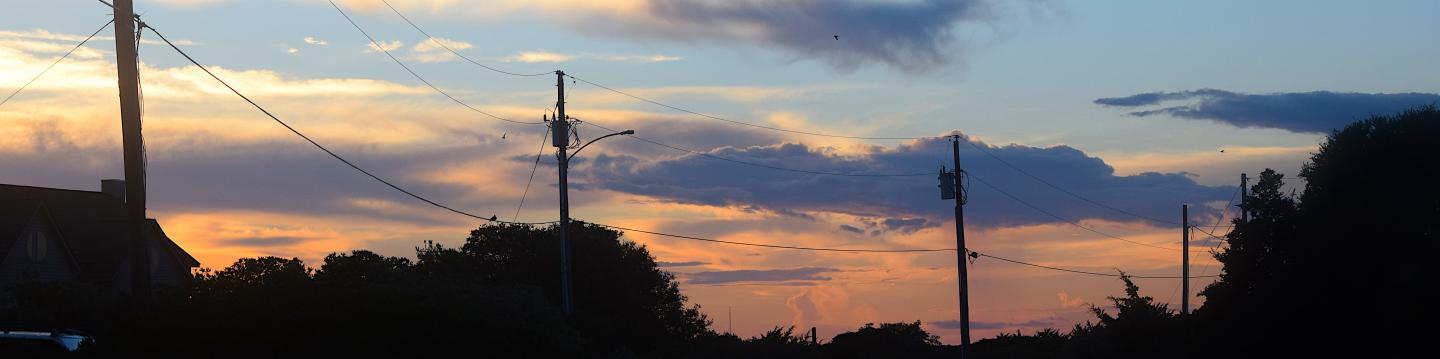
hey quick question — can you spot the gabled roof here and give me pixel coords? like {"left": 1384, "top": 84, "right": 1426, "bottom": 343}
{"left": 0, "top": 200, "right": 45, "bottom": 260}
{"left": 0, "top": 183, "right": 199, "bottom": 280}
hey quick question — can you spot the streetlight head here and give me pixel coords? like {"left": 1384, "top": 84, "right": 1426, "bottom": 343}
{"left": 620, "top": 130, "right": 636, "bottom": 135}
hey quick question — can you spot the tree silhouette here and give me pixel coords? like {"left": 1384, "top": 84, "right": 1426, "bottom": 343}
{"left": 824, "top": 321, "right": 945, "bottom": 359}
{"left": 435, "top": 221, "right": 713, "bottom": 356}
{"left": 1196, "top": 105, "right": 1440, "bottom": 356}
{"left": 1291, "top": 105, "right": 1439, "bottom": 355}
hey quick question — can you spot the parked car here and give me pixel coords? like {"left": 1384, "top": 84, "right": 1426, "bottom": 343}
{"left": 0, "top": 330, "right": 93, "bottom": 355}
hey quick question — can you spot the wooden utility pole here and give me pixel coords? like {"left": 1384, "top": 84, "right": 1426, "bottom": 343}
{"left": 553, "top": 70, "right": 573, "bottom": 316}
{"left": 1181, "top": 204, "right": 1189, "bottom": 315}
{"left": 1239, "top": 173, "right": 1249, "bottom": 224}
{"left": 950, "top": 135, "right": 972, "bottom": 355}
{"left": 113, "top": 0, "right": 150, "bottom": 307}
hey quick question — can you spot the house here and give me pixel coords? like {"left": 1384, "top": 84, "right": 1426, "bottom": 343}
{"left": 0, "top": 180, "right": 199, "bottom": 298}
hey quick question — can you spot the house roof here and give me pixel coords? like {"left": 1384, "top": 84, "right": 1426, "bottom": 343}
{"left": 0, "top": 183, "right": 200, "bottom": 280}
{"left": 0, "top": 200, "right": 44, "bottom": 260}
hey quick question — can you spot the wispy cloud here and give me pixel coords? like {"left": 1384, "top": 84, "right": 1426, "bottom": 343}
{"left": 502, "top": 50, "right": 681, "bottom": 63}
{"left": 408, "top": 37, "right": 473, "bottom": 63}
{"left": 286, "top": 48, "right": 299, "bottom": 54}
{"left": 0, "top": 28, "right": 199, "bottom": 46}
{"left": 365, "top": 40, "right": 404, "bottom": 53}
{"left": 686, "top": 267, "right": 840, "bottom": 285}
{"left": 596, "top": 54, "right": 683, "bottom": 63}
{"left": 657, "top": 260, "right": 709, "bottom": 268}
{"left": 303, "top": 36, "right": 328, "bottom": 46}
{"left": 503, "top": 50, "right": 575, "bottom": 63}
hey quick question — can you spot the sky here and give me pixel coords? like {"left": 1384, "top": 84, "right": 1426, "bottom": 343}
{"left": 2, "top": 0, "right": 1438, "bottom": 344}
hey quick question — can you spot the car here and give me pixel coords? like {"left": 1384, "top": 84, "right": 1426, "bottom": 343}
{"left": 0, "top": 330, "right": 93, "bottom": 355}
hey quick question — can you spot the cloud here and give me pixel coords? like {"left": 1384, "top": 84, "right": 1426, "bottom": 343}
{"left": 303, "top": 36, "right": 328, "bottom": 46}
{"left": 685, "top": 267, "right": 839, "bottom": 285}
{"left": 503, "top": 50, "right": 573, "bottom": 63}
{"left": 287, "top": 48, "right": 299, "bottom": 54}
{"left": 0, "top": 28, "right": 199, "bottom": 47}
{"left": 365, "top": 40, "right": 404, "bottom": 53}
{"left": 501, "top": 51, "right": 681, "bottom": 63}
{"left": 1058, "top": 292, "right": 1084, "bottom": 308}
{"left": 1095, "top": 89, "right": 1440, "bottom": 133}
{"left": 234, "top": 0, "right": 1041, "bottom": 73}
{"left": 581, "top": 134, "right": 1230, "bottom": 229}
{"left": 657, "top": 260, "right": 709, "bottom": 267}
{"left": 595, "top": 54, "right": 683, "bottom": 63}
{"left": 224, "top": 236, "right": 307, "bottom": 247}
{"left": 153, "top": 0, "right": 228, "bottom": 6}
{"left": 567, "top": 0, "right": 1022, "bottom": 74}
{"left": 408, "top": 37, "right": 473, "bottom": 63}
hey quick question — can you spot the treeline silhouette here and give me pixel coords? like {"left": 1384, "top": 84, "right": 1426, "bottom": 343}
{"left": 4, "top": 106, "right": 1436, "bottom": 357}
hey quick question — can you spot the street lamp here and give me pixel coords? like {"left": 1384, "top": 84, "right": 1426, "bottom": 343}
{"left": 553, "top": 115, "right": 633, "bottom": 316}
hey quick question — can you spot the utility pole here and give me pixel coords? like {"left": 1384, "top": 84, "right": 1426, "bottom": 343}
{"left": 1181, "top": 204, "right": 1189, "bottom": 315}
{"left": 553, "top": 70, "right": 574, "bottom": 316}
{"left": 113, "top": 0, "right": 150, "bottom": 307}
{"left": 1239, "top": 173, "right": 1249, "bottom": 224}
{"left": 939, "top": 135, "right": 971, "bottom": 355}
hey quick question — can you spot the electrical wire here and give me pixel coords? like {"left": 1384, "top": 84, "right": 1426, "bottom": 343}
{"left": 597, "top": 223, "right": 955, "bottom": 253}
{"left": 582, "top": 121, "right": 936, "bottom": 177}
{"left": 326, "top": 0, "right": 543, "bottom": 125}
{"left": 602, "top": 222, "right": 1208, "bottom": 277}
{"left": 1190, "top": 184, "right": 1244, "bottom": 279}
{"left": 1164, "top": 183, "right": 1241, "bottom": 305}
{"left": 567, "top": 74, "right": 928, "bottom": 141}
{"left": 968, "top": 173, "right": 1201, "bottom": 252}
{"left": 145, "top": 25, "right": 554, "bottom": 226}
{"left": 513, "top": 127, "right": 550, "bottom": 221}
{"left": 376, "top": 0, "right": 551, "bottom": 78}
{"left": 0, "top": 19, "right": 114, "bottom": 110}
{"left": 972, "top": 252, "right": 1216, "bottom": 279}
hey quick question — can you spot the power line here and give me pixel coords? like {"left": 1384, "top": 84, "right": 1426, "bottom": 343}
{"left": 513, "top": 126, "right": 550, "bottom": 221}
{"left": 376, "top": 0, "right": 551, "bottom": 78}
{"left": 0, "top": 19, "right": 114, "bottom": 110}
{"left": 603, "top": 222, "right": 1209, "bottom": 278}
{"left": 972, "top": 252, "right": 1216, "bottom": 279}
{"left": 368, "top": 0, "right": 925, "bottom": 141}
{"left": 597, "top": 223, "right": 955, "bottom": 253}
{"left": 1190, "top": 184, "right": 1243, "bottom": 278}
{"left": 145, "top": 24, "right": 553, "bottom": 226}
{"left": 1166, "top": 183, "right": 1240, "bottom": 305}
{"left": 326, "top": 0, "right": 543, "bottom": 125}
{"left": 968, "top": 173, "right": 1200, "bottom": 252}
{"left": 966, "top": 140, "right": 1181, "bottom": 226}
{"left": 567, "top": 74, "right": 928, "bottom": 141}
{"left": 582, "top": 121, "right": 935, "bottom": 177}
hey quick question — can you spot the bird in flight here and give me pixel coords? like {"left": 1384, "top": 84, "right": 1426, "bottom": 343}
{"left": 1219, "top": 149, "right": 1226, "bottom": 153}
{"left": 501, "top": 132, "right": 507, "bottom": 139}
{"left": 833, "top": 35, "right": 839, "bottom": 40}
{"left": 489, "top": 215, "right": 498, "bottom": 221}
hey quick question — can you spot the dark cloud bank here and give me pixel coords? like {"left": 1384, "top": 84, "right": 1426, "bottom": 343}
{"left": 1096, "top": 89, "right": 1440, "bottom": 133}
{"left": 684, "top": 267, "right": 840, "bottom": 285}
{"left": 579, "top": 133, "right": 1230, "bottom": 230}
{"left": 580, "top": 0, "right": 1027, "bottom": 73}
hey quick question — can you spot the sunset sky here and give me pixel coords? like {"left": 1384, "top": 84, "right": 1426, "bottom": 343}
{"left": 3, "top": 0, "right": 1438, "bottom": 343}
